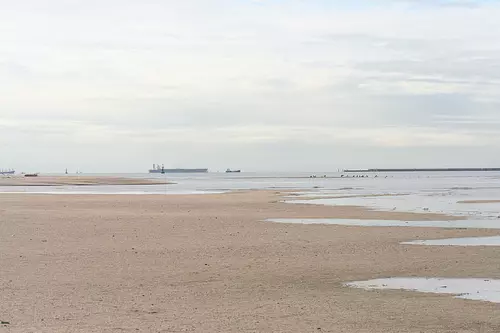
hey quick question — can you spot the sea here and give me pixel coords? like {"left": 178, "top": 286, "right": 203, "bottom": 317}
{"left": 1, "top": 171, "right": 499, "bottom": 218}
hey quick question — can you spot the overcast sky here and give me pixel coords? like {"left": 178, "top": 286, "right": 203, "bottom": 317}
{"left": 2, "top": 0, "right": 500, "bottom": 172}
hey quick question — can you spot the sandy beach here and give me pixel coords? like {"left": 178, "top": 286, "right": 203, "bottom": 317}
{"left": 1, "top": 190, "right": 500, "bottom": 332}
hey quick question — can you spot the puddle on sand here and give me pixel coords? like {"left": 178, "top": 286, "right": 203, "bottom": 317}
{"left": 345, "top": 278, "right": 500, "bottom": 303}
{"left": 267, "top": 218, "right": 500, "bottom": 229}
{"left": 286, "top": 191, "right": 500, "bottom": 219}
{"left": 403, "top": 236, "right": 500, "bottom": 246}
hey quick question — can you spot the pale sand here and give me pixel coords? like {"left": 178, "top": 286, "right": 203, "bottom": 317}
{"left": 1, "top": 191, "right": 500, "bottom": 332}
{"left": 0, "top": 176, "right": 172, "bottom": 186}
{"left": 458, "top": 200, "right": 500, "bottom": 204}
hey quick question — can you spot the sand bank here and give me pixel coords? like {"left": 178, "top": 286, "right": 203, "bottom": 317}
{"left": 0, "top": 175, "right": 172, "bottom": 186}
{"left": 458, "top": 200, "right": 500, "bottom": 204}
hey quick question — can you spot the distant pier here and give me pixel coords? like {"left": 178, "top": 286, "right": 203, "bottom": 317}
{"left": 344, "top": 168, "right": 500, "bottom": 173}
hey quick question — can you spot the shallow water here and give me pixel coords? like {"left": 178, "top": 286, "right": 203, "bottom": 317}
{"left": 1, "top": 171, "right": 500, "bottom": 202}
{"left": 402, "top": 236, "right": 500, "bottom": 246}
{"left": 345, "top": 278, "right": 500, "bottom": 303}
{"left": 283, "top": 172, "right": 500, "bottom": 219}
{"left": 268, "top": 218, "right": 500, "bottom": 229}
{"left": 0, "top": 172, "right": 343, "bottom": 195}
{"left": 287, "top": 191, "right": 500, "bottom": 219}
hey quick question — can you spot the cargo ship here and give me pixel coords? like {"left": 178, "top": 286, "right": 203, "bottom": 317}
{"left": 226, "top": 169, "right": 241, "bottom": 173}
{"left": 149, "top": 164, "right": 208, "bottom": 174}
{"left": 0, "top": 169, "right": 15, "bottom": 175}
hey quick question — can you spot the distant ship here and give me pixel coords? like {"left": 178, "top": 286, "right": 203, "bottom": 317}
{"left": 24, "top": 173, "right": 39, "bottom": 177}
{"left": 0, "top": 169, "right": 15, "bottom": 175}
{"left": 149, "top": 164, "right": 208, "bottom": 174}
{"left": 226, "top": 169, "right": 241, "bottom": 173}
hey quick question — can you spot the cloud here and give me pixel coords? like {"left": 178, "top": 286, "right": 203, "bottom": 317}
{"left": 1, "top": 0, "right": 500, "bottom": 171}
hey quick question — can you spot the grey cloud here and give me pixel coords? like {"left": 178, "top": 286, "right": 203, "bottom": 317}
{"left": 0, "top": 61, "right": 36, "bottom": 79}
{"left": 310, "top": 33, "right": 446, "bottom": 50}
{"left": 356, "top": 58, "right": 500, "bottom": 82}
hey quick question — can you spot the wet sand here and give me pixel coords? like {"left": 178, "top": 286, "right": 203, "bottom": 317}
{"left": 1, "top": 191, "right": 500, "bottom": 332}
{"left": 458, "top": 200, "right": 500, "bottom": 204}
{"left": 0, "top": 176, "right": 172, "bottom": 186}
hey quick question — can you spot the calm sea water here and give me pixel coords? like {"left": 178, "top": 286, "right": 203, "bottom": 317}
{"left": 1, "top": 171, "right": 499, "bottom": 195}
{"left": 2, "top": 171, "right": 499, "bottom": 218}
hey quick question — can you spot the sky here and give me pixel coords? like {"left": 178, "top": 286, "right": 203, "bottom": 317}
{"left": 1, "top": 0, "right": 500, "bottom": 172}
